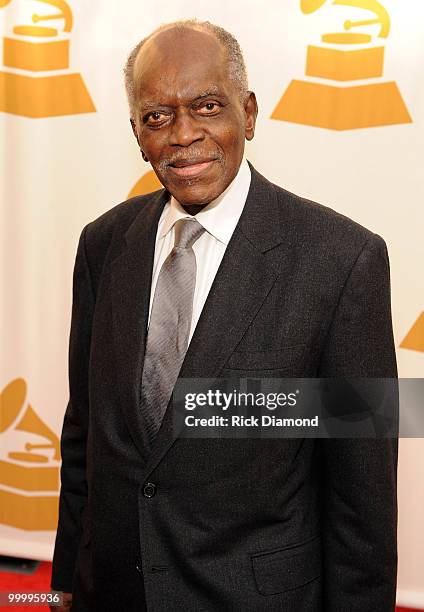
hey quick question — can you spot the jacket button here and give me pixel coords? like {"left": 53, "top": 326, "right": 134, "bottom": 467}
{"left": 143, "top": 482, "right": 156, "bottom": 498}
{"left": 136, "top": 563, "right": 142, "bottom": 574}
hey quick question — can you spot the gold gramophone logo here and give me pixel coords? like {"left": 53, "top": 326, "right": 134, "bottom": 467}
{"left": 0, "top": 378, "right": 60, "bottom": 530}
{"left": 400, "top": 312, "right": 424, "bottom": 353}
{"left": 272, "top": 0, "right": 412, "bottom": 130}
{"left": 128, "top": 170, "right": 162, "bottom": 199}
{"left": 0, "top": 0, "right": 95, "bottom": 118}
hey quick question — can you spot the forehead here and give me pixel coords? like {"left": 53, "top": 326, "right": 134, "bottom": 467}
{"left": 133, "top": 28, "right": 232, "bottom": 105}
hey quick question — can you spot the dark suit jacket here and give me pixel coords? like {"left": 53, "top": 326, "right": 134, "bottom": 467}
{"left": 51, "top": 162, "right": 398, "bottom": 611}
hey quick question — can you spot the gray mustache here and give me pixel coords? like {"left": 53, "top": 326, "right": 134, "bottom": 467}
{"left": 158, "top": 150, "right": 224, "bottom": 172}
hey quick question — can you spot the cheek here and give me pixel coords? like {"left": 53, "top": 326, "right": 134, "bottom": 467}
{"left": 139, "top": 131, "right": 165, "bottom": 160}
{"left": 220, "top": 128, "right": 245, "bottom": 168}
{"left": 222, "top": 121, "right": 245, "bottom": 149}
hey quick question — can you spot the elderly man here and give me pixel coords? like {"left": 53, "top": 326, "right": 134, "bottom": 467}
{"left": 50, "top": 19, "right": 398, "bottom": 612}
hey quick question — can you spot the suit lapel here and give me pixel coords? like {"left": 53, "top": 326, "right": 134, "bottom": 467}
{"left": 142, "top": 164, "right": 285, "bottom": 477}
{"left": 110, "top": 188, "right": 168, "bottom": 462}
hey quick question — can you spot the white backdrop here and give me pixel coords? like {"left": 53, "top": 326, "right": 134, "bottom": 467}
{"left": 0, "top": 0, "right": 423, "bottom": 606}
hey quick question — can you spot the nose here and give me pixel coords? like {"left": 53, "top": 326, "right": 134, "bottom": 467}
{"left": 169, "top": 108, "right": 204, "bottom": 147}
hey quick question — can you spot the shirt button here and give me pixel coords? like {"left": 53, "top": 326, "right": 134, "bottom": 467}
{"left": 143, "top": 482, "right": 156, "bottom": 498}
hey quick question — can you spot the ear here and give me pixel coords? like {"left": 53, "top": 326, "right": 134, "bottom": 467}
{"left": 244, "top": 91, "right": 258, "bottom": 142}
{"left": 130, "top": 118, "right": 149, "bottom": 162}
{"left": 130, "top": 119, "right": 138, "bottom": 142}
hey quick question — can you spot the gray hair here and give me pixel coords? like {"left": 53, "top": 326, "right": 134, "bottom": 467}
{"left": 123, "top": 19, "right": 249, "bottom": 119}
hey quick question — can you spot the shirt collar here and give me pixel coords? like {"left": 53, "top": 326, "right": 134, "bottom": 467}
{"left": 160, "top": 157, "right": 251, "bottom": 246}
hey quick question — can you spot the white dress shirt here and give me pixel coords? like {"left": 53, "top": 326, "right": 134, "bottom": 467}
{"left": 148, "top": 157, "right": 251, "bottom": 343}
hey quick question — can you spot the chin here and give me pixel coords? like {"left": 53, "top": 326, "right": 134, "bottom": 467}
{"left": 161, "top": 177, "right": 222, "bottom": 206}
{"left": 173, "top": 186, "right": 223, "bottom": 207}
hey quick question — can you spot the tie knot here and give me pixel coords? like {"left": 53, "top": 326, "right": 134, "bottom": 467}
{"left": 173, "top": 218, "right": 205, "bottom": 249}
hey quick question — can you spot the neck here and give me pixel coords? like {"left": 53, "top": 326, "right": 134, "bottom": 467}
{"left": 181, "top": 203, "right": 209, "bottom": 216}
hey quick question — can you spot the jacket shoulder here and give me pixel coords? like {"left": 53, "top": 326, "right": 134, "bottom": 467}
{"left": 85, "top": 189, "right": 165, "bottom": 243}
{"left": 258, "top": 170, "right": 385, "bottom": 255}
{"left": 79, "top": 188, "right": 165, "bottom": 286}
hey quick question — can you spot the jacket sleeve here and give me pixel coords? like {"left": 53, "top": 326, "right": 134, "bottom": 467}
{"left": 51, "top": 224, "right": 94, "bottom": 593}
{"left": 317, "top": 234, "right": 398, "bottom": 611}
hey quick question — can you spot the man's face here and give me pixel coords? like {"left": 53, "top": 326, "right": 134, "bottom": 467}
{"left": 131, "top": 28, "right": 257, "bottom": 207}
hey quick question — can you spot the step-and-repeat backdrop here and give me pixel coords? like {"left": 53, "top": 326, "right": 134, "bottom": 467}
{"left": 0, "top": 0, "right": 423, "bottom": 606}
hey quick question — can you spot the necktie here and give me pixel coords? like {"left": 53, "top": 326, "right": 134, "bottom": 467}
{"left": 140, "top": 217, "right": 205, "bottom": 448}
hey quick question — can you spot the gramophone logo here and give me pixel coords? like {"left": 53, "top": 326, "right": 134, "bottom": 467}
{"left": 0, "top": 0, "right": 95, "bottom": 118}
{"left": 0, "top": 378, "right": 60, "bottom": 530}
{"left": 400, "top": 312, "right": 424, "bottom": 353}
{"left": 128, "top": 169, "right": 162, "bottom": 198}
{"left": 272, "top": 0, "right": 412, "bottom": 130}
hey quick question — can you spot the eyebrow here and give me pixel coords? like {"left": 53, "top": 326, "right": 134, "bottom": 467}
{"left": 139, "top": 86, "right": 224, "bottom": 111}
{"left": 196, "top": 86, "right": 220, "bottom": 98}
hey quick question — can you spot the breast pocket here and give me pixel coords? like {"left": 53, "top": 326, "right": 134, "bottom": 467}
{"left": 251, "top": 534, "right": 322, "bottom": 596}
{"left": 224, "top": 344, "right": 305, "bottom": 374}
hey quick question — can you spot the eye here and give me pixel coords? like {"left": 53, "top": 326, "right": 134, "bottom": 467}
{"left": 144, "top": 111, "right": 168, "bottom": 125}
{"left": 198, "top": 101, "right": 221, "bottom": 115}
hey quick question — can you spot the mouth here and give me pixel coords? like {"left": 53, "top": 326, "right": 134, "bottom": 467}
{"left": 167, "top": 159, "right": 216, "bottom": 178}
